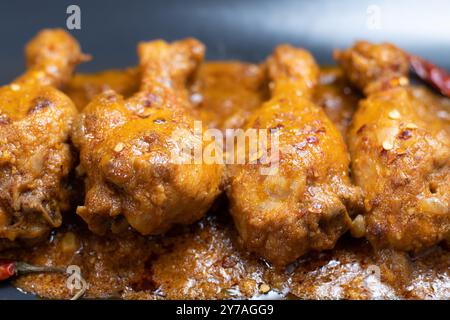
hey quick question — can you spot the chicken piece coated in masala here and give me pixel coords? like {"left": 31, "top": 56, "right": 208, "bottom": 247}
{"left": 227, "top": 45, "right": 363, "bottom": 267}
{"left": 0, "top": 29, "right": 86, "bottom": 245}
{"left": 335, "top": 41, "right": 450, "bottom": 251}
{"left": 73, "top": 39, "right": 223, "bottom": 236}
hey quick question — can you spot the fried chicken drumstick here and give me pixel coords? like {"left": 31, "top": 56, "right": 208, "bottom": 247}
{"left": 73, "top": 39, "right": 223, "bottom": 236}
{"left": 227, "top": 45, "right": 363, "bottom": 267}
{"left": 0, "top": 29, "right": 86, "bottom": 245}
{"left": 335, "top": 41, "right": 450, "bottom": 251}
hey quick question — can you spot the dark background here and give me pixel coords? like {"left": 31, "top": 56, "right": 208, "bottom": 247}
{"left": 0, "top": 0, "right": 449, "bottom": 85}
{"left": 0, "top": 0, "right": 449, "bottom": 299}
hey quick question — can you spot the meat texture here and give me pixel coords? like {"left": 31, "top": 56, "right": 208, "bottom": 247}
{"left": 73, "top": 39, "right": 223, "bottom": 236}
{"left": 0, "top": 29, "right": 85, "bottom": 245}
{"left": 335, "top": 41, "right": 450, "bottom": 251}
{"left": 227, "top": 45, "right": 363, "bottom": 266}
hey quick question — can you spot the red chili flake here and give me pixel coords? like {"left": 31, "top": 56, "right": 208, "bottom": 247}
{"left": 380, "top": 148, "right": 399, "bottom": 164}
{"left": 387, "top": 153, "right": 399, "bottom": 164}
{"left": 142, "top": 93, "right": 158, "bottom": 107}
{"left": 306, "top": 135, "right": 319, "bottom": 144}
{"left": 314, "top": 126, "right": 326, "bottom": 134}
{"left": 221, "top": 256, "right": 238, "bottom": 268}
{"left": 28, "top": 97, "right": 52, "bottom": 115}
{"left": 409, "top": 54, "right": 450, "bottom": 97}
{"left": 398, "top": 129, "right": 413, "bottom": 140}
{"left": 369, "top": 197, "right": 381, "bottom": 208}
{"left": 356, "top": 124, "right": 367, "bottom": 134}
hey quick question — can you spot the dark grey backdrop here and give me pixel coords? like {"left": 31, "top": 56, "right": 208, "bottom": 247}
{"left": 0, "top": 0, "right": 449, "bottom": 299}
{"left": 0, "top": 0, "right": 449, "bottom": 85}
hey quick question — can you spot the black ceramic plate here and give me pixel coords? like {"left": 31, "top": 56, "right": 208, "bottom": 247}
{"left": 0, "top": 0, "right": 449, "bottom": 299}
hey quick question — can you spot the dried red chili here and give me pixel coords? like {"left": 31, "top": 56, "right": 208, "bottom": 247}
{"left": 0, "top": 260, "right": 16, "bottom": 280}
{"left": 0, "top": 259, "right": 65, "bottom": 281}
{"left": 1, "top": 260, "right": 87, "bottom": 299}
{"left": 409, "top": 54, "right": 450, "bottom": 97}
